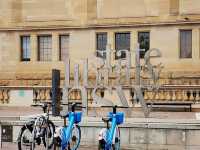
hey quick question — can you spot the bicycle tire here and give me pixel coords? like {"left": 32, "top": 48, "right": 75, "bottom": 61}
{"left": 31, "top": 116, "right": 49, "bottom": 150}
{"left": 112, "top": 126, "right": 120, "bottom": 150}
{"left": 67, "top": 124, "right": 81, "bottom": 150}
{"left": 98, "top": 126, "right": 120, "bottom": 150}
{"left": 17, "top": 125, "right": 33, "bottom": 150}
{"left": 42, "top": 120, "right": 55, "bottom": 149}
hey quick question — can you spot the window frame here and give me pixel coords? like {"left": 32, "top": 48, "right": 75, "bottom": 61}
{"left": 20, "top": 35, "right": 31, "bottom": 61}
{"left": 37, "top": 35, "right": 52, "bottom": 61}
{"left": 59, "top": 34, "right": 70, "bottom": 61}
{"left": 114, "top": 32, "right": 131, "bottom": 59}
{"left": 138, "top": 31, "right": 150, "bottom": 59}
{"left": 179, "top": 29, "right": 192, "bottom": 59}
{"left": 96, "top": 32, "right": 107, "bottom": 59}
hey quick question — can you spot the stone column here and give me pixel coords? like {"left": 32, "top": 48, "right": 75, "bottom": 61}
{"left": 52, "top": 32, "right": 59, "bottom": 61}
{"left": 30, "top": 34, "right": 37, "bottom": 61}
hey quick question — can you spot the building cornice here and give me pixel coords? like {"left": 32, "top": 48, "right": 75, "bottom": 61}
{"left": 0, "top": 20, "right": 200, "bottom": 32}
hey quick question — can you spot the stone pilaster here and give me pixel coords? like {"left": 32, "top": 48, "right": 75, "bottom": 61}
{"left": 52, "top": 32, "right": 59, "bottom": 61}
{"left": 30, "top": 34, "right": 37, "bottom": 61}
{"left": 192, "top": 28, "right": 200, "bottom": 59}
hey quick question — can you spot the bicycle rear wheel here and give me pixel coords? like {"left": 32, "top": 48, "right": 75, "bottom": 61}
{"left": 18, "top": 126, "right": 33, "bottom": 150}
{"left": 67, "top": 125, "right": 81, "bottom": 150}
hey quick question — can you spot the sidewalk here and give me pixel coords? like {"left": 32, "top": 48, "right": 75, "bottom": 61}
{"left": 0, "top": 106, "right": 198, "bottom": 120}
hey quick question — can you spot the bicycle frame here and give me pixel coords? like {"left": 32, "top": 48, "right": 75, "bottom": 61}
{"left": 60, "top": 112, "right": 76, "bottom": 150}
{"left": 105, "top": 114, "right": 117, "bottom": 150}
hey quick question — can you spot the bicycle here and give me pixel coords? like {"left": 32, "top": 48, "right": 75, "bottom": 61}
{"left": 17, "top": 101, "right": 55, "bottom": 150}
{"left": 53, "top": 102, "right": 85, "bottom": 150}
{"left": 98, "top": 105, "right": 127, "bottom": 150}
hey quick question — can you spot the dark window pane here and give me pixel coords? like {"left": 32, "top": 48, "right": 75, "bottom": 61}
{"left": 96, "top": 33, "right": 107, "bottom": 59}
{"left": 38, "top": 35, "right": 52, "bottom": 61}
{"left": 21, "top": 36, "right": 30, "bottom": 61}
{"left": 115, "top": 32, "right": 130, "bottom": 59}
{"left": 59, "top": 35, "right": 69, "bottom": 61}
{"left": 180, "top": 30, "right": 192, "bottom": 58}
{"left": 138, "top": 32, "right": 150, "bottom": 58}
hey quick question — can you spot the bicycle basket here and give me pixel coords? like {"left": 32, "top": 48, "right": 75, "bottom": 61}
{"left": 108, "top": 112, "right": 124, "bottom": 125}
{"left": 74, "top": 112, "right": 82, "bottom": 123}
{"left": 116, "top": 112, "right": 124, "bottom": 124}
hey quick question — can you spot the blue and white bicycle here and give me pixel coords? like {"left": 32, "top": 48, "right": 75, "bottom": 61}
{"left": 53, "top": 103, "right": 84, "bottom": 150}
{"left": 98, "top": 105, "right": 127, "bottom": 150}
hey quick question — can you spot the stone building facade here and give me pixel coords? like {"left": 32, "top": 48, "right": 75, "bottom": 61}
{"left": 0, "top": 0, "right": 200, "bottom": 105}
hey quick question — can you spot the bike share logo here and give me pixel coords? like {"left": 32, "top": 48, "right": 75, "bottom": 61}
{"left": 63, "top": 44, "right": 163, "bottom": 117}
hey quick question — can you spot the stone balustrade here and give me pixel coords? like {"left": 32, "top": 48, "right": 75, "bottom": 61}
{"left": 0, "top": 85, "right": 200, "bottom": 105}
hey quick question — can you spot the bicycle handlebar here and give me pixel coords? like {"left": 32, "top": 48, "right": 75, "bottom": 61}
{"left": 61, "top": 102, "right": 85, "bottom": 112}
{"left": 101, "top": 105, "right": 129, "bottom": 108}
{"left": 101, "top": 105, "right": 129, "bottom": 114}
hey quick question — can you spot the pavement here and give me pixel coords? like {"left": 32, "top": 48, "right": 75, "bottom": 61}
{"left": 0, "top": 106, "right": 198, "bottom": 120}
{"left": 0, "top": 106, "right": 200, "bottom": 150}
{"left": 0, "top": 142, "right": 132, "bottom": 150}
{"left": 0, "top": 142, "right": 95, "bottom": 150}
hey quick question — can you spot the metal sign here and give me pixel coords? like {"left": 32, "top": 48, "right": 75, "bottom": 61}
{"left": 1, "top": 125, "right": 13, "bottom": 142}
{"left": 62, "top": 43, "right": 162, "bottom": 117}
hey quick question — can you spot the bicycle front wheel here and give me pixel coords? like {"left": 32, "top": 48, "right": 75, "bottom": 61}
{"left": 67, "top": 124, "right": 81, "bottom": 150}
{"left": 112, "top": 126, "right": 120, "bottom": 150}
{"left": 31, "top": 118, "right": 49, "bottom": 150}
{"left": 42, "top": 120, "right": 55, "bottom": 149}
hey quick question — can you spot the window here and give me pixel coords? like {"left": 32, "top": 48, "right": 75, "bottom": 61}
{"left": 38, "top": 35, "right": 52, "bottom": 61}
{"left": 138, "top": 32, "right": 150, "bottom": 58}
{"left": 115, "top": 32, "right": 130, "bottom": 59}
{"left": 96, "top": 33, "right": 107, "bottom": 59}
{"left": 59, "top": 35, "right": 69, "bottom": 61}
{"left": 180, "top": 30, "right": 192, "bottom": 58}
{"left": 21, "top": 36, "right": 30, "bottom": 61}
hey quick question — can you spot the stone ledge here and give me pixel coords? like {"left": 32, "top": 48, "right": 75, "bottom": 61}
{"left": 1, "top": 117, "right": 200, "bottom": 130}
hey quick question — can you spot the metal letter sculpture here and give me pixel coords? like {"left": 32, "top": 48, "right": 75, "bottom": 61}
{"left": 62, "top": 44, "right": 162, "bottom": 117}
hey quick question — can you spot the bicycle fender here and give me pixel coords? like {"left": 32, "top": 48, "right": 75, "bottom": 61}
{"left": 99, "top": 128, "right": 107, "bottom": 141}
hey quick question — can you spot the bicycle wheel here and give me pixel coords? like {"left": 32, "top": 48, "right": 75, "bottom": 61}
{"left": 31, "top": 117, "right": 47, "bottom": 150}
{"left": 18, "top": 126, "right": 33, "bottom": 150}
{"left": 42, "top": 120, "right": 55, "bottom": 149}
{"left": 67, "top": 125, "right": 81, "bottom": 150}
{"left": 112, "top": 126, "right": 120, "bottom": 150}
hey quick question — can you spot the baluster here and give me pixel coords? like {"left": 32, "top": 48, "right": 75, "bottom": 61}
{"left": 77, "top": 90, "right": 81, "bottom": 100}
{"left": 36, "top": 89, "right": 41, "bottom": 102}
{"left": 144, "top": 91, "right": 148, "bottom": 100}
{"left": 177, "top": 90, "right": 182, "bottom": 101}
{"left": 33, "top": 89, "right": 37, "bottom": 103}
{"left": 182, "top": 90, "right": 188, "bottom": 101}
{"left": 0, "top": 89, "right": 3, "bottom": 103}
{"left": 45, "top": 89, "right": 51, "bottom": 100}
{"left": 172, "top": 90, "right": 176, "bottom": 101}
{"left": 195, "top": 90, "right": 200, "bottom": 101}
{"left": 3, "top": 89, "right": 9, "bottom": 102}
{"left": 189, "top": 90, "right": 194, "bottom": 101}
{"left": 40, "top": 89, "right": 46, "bottom": 101}
{"left": 159, "top": 90, "right": 164, "bottom": 101}
{"left": 155, "top": 91, "right": 160, "bottom": 100}
{"left": 148, "top": 91, "right": 153, "bottom": 101}
{"left": 71, "top": 90, "right": 76, "bottom": 100}
{"left": 165, "top": 90, "right": 171, "bottom": 101}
